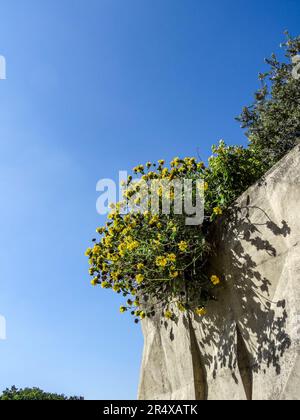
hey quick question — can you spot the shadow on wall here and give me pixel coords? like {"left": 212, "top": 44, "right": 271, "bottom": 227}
{"left": 190, "top": 196, "right": 292, "bottom": 400}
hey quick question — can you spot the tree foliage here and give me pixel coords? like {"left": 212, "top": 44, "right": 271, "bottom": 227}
{"left": 0, "top": 386, "right": 83, "bottom": 401}
{"left": 237, "top": 32, "right": 300, "bottom": 171}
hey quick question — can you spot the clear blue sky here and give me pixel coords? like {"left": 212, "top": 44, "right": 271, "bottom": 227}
{"left": 0, "top": 0, "right": 299, "bottom": 400}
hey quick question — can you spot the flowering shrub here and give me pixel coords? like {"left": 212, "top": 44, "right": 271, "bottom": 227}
{"left": 86, "top": 158, "right": 222, "bottom": 322}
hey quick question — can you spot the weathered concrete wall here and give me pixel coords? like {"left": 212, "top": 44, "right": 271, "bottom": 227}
{"left": 138, "top": 145, "right": 300, "bottom": 400}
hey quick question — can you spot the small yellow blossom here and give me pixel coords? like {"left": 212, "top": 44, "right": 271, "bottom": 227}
{"left": 161, "top": 168, "right": 169, "bottom": 178}
{"left": 177, "top": 302, "right": 186, "bottom": 312}
{"left": 127, "top": 240, "right": 139, "bottom": 251}
{"left": 171, "top": 157, "right": 181, "bottom": 167}
{"left": 164, "top": 310, "right": 173, "bottom": 320}
{"left": 133, "top": 165, "right": 144, "bottom": 173}
{"left": 137, "top": 263, "right": 145, "bottom": 271}
{"left": 213, "top": 207, "right": 223, "bottom": 216}
{"left": 111, "top": 271, "right": 120, "bottom": 281}
{"left": 120, "top": 306, "right": 127, "bottom": 313}
{"left": 156, "top": 256, "right": 168, "bottom": 268}
{"left": 90, "top": 277, "right": 98, "bottom": 287}
{"left": 170, "top": 271, "right": 179, "bottom": 279}
{"left": 195, "top": 307, "right": 207, "bottom": 316}
{"left": 85, "top": 248, "right": 92, "bottom": 257}
{"left": 211, "top": 275, "right": 221, "bottom": 286}
{"left": 167, "top": 253, "right": 177, "bottom": 262}
{"left": 178, "top": 241, "right": 188, "bottom": 252}
{"left": 136, "top": 274, "right": 144, "bottom": 284}
{"left": 149, "top": 215, "right": 159, "bottom": 225}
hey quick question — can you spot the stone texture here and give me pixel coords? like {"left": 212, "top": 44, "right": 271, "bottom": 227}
{"left": 138, "top": 145, "right": 300, "bottom": 400}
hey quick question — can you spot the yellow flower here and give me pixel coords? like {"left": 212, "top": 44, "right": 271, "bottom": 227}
{"left": 178, "top": 241, "right": 188, "bottom": 252}
{"left": 203, "top": 182, "right": 209, "bottom": 191}
{"left": 164, "top": 310, "right": 173, "bottom": 320}
{"left": 136, "top": 274, "right": 144, "bottom": 284}
{"left": 127, "top": 240, "right": 139, "bottom": 251}
{"left": 111, "top": 271, "right": 121, "bottom": 281}
{"left": 139, "top": 311, "right": 146, "bottom": 320}
{"left": 170, "top": 271, "right": 179, "bottom": 279}
{"left": 133, "top": 299, "right": 140, "bottom": 307}
{"left": 149, "top": 215, "right": 159, "bottom": 225}
{"left": 104, "top": 236, "right": 112, "bottom": 246}
{"left": 158, "top": 160, "right": 165, "bottom": 166}
{"left": 211, "top": 275, "right": 221, "bottom": 286}
{"left": 101, "top": 281, "right": 110, "bottom": 289}
{"left": 156, "top": 256, "right": 168, "bottom": 268}
{"left": 111, "top": 254, "right": 119, "bottom": 262}
{"left": 108, "top": 211, "right": 116, "bottom": 220}
{"left": 133, "top": 165, "right": 144, "bottom": 173}
{"left": 195, "top": 307, "right": 207, "bottom": 316}
{"left": 112, "top": 284, "right": 121, "bottom": 292}
{"left": 213, "top": 207, "right": 223, "bottom": 216}
{"left": 171, "top": 157, "right": 181, "bottom": 167}
{"left": 177, "top": 302, "right": 186, "bottom": 312}
{"left": 90, "top": 277, "right": 98, "bottom": 287}
{"left": 161, "top": 168, "right": 169, "bottom": 178}
{"left": 85, "top": 247, "right": 92, "bottom": 257}
{"left": 167, "top": 253, "right": 176, "bottom": 262}
{"left": 118, "top": 243, "right": 126, "bottom": 257}
{"left": 120, "top": 306, "right": 127, "bottom": 313}
{"left": 137, "top": 263, "right": 144, "bottom": 271}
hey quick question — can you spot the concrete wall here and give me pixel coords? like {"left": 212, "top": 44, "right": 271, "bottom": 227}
{"left": 138, "top": 145, "right": 300, "bottom": 400}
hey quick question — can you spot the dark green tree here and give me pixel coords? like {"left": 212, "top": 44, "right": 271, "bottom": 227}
{"left": 0, "top": 386, "right": 83, "bottom": 400}
{"left": 237, "top": 32, "right": 300, "bottom": 171}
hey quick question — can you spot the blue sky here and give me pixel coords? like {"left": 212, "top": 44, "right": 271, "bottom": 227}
{"left": 0, "top": 0, "right": 299, "bottom": 400}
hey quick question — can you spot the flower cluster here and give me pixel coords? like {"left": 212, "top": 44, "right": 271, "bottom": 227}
{"left": 86, "top": 157, "right": 223, "bottom": 323}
